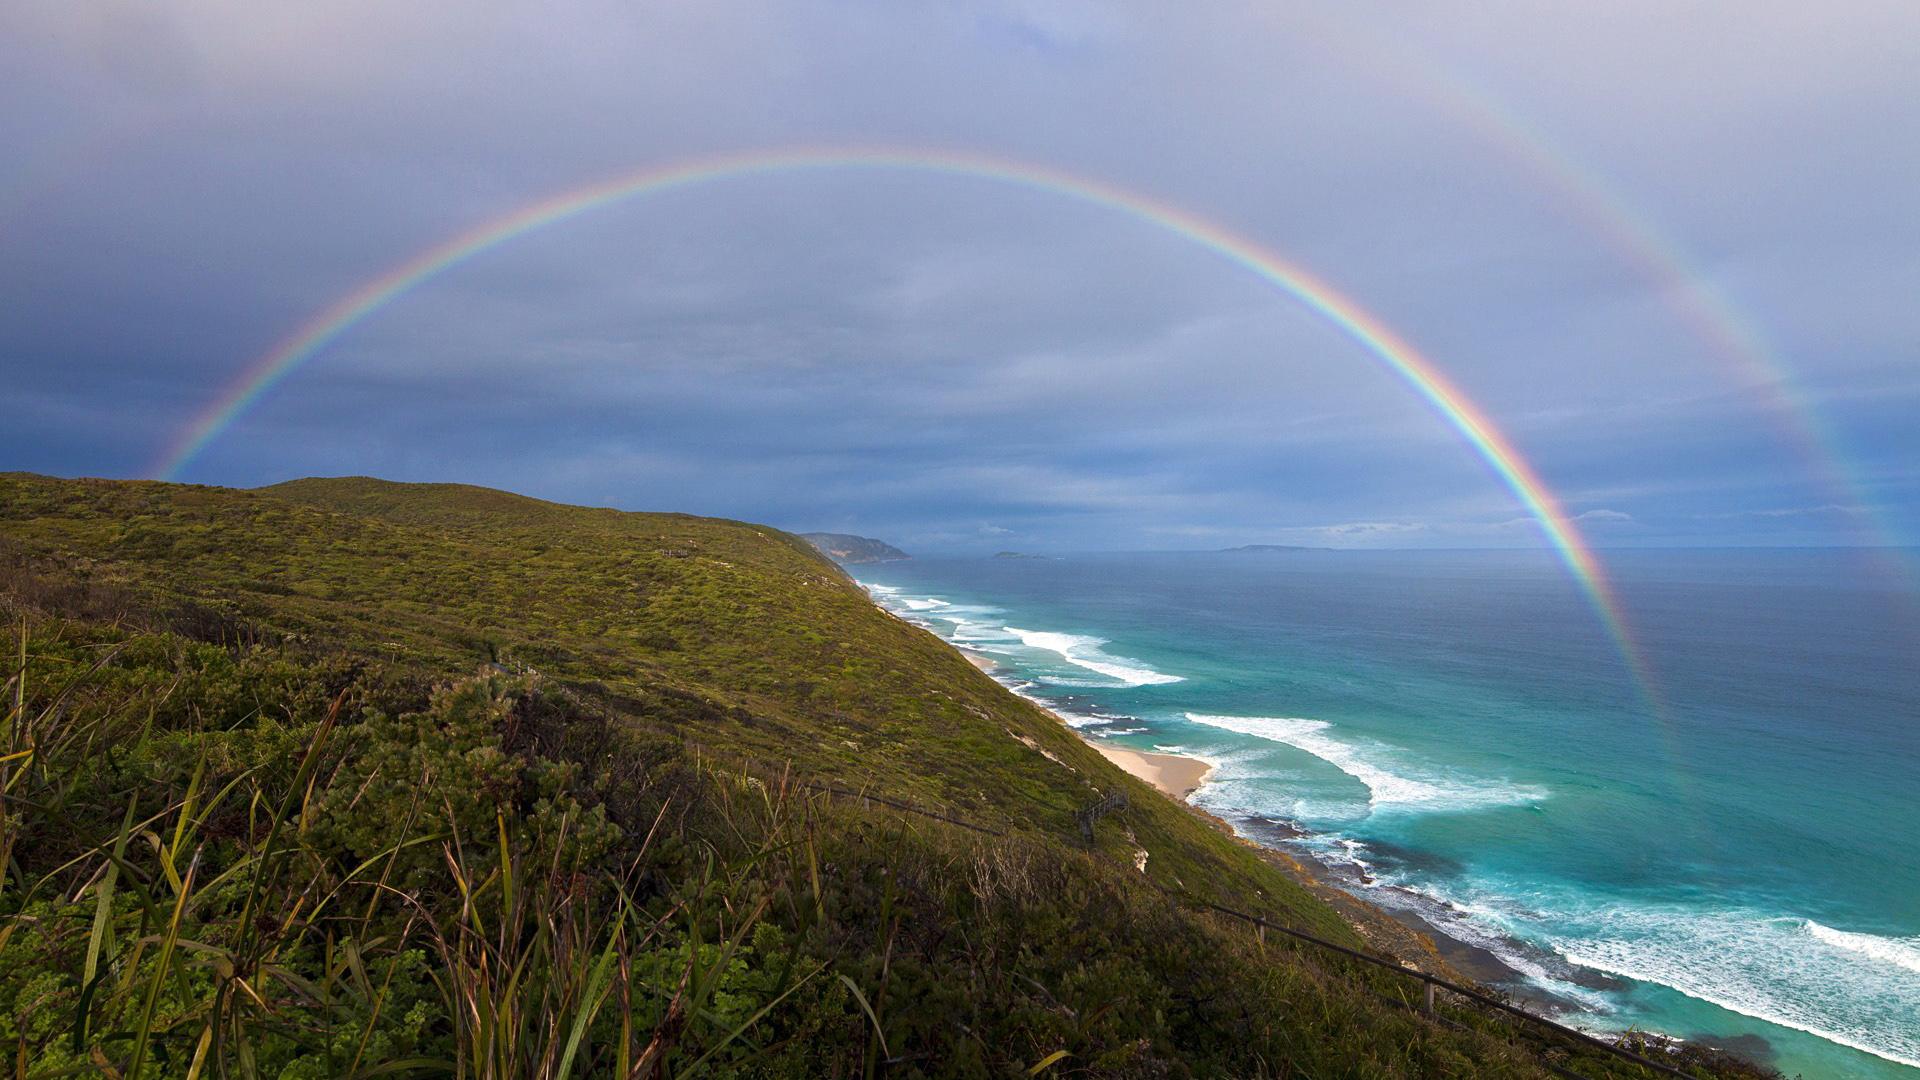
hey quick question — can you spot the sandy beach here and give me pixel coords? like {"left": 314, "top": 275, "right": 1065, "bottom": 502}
{"left": 837, "top": 568, "right": 1549, "bottom": 1001}
{"left": 877, "top": 590, "right": 1528, "bottom": 994}
{"left": 1087, "top": 742, "right": 1212, "bottom": 799}
{"left": 1038, "top": 703, "right": 1531, "bottom": 986}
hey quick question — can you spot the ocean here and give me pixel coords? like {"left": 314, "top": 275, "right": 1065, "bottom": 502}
{"left": 853, "top": 548, "right": 1920, "bottom": 1078}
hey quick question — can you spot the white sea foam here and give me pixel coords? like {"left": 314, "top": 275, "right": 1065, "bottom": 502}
{"left": 1556, "top": 904, "right": 1920, "bottom": 1069}
{"left": 1003, "top": 628, "right": 1183, "bottom": 687}
{"left": 1002, "top": 679, "right": 1050, "bottom": 706}
{"left": 1184, "top": 714, "right": 1545, "bottom": 811}
{"left": 935, "top": 611, "right": 1008, "bottom": 640}
{"left": 1804, "top": 920, "right": 1920, "bottom": 976}
{"left": 1343, "top": 875, "right": 1620, "bottom": 1012}
{"left": 1221, "top": 803, "right": 1920, "bottom": 1067}
{"left": 866, "top": 575, "right": 1920, "bottom": 1069}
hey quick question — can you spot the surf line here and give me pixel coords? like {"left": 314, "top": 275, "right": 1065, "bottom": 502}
{"left": 150, "top": 145, "right": 1662, "bottom": 700}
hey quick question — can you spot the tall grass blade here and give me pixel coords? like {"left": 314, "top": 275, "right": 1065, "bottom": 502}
{"left": 554, "top": 926, "right": 623, "bottom": 1079}
{"left": 836, "top": 973, "right": 891, "bottom": 1061}
{"left": 1027, "top": 1049, "right": 1071, "bottom": 1074}
{"left": 127, "top": 849, "right": 200, "bottom": 1080}
{"left": 75, "top": 793, "right": 140, "bottom": 1049}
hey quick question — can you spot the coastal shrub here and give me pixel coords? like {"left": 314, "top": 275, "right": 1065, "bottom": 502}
{"left": 0, "top": 472, "right": 1776, "bottom": 1079}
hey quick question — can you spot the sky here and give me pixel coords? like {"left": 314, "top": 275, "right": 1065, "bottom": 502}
{"left": 3, "top": 1, "right": 1917, "bottom": 553}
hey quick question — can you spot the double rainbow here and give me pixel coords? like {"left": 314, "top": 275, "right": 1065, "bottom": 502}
{"left": 150, "top": 146, "right": 1657, "bottom": 690}
{"left": 1287, "top": 9, "right": 1904, "bottom": 560}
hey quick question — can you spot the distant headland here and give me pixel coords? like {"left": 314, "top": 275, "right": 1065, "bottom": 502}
{"left": 801, "top": 532, "right": 910, "bottom": 564}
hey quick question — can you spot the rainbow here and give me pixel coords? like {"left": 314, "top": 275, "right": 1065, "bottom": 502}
{"left": 1285, "top": 8, "right": 1907, "bottom": 561}
{"left": 150, "top": 146, "right": 1659, "bottom": 689}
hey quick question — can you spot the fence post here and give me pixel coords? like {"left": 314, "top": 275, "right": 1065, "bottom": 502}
{"left": 1075, "top": 790, "right": 1128, "bottom": 844}
{"left": 1423, "top": 980, "right": 1435, "bottom": 1016}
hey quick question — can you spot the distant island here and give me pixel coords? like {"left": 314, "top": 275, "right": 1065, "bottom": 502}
{"left": 992, "top": 551, "right": 1053, "bottom": 560}
{"left": 1218, "top": 543, "right": 1320, "bottom": 553}
{"left": 801, "top": 532, "right": 910, "bottom": 564}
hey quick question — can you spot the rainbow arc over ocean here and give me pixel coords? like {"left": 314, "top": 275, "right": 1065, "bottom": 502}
{"left": 151, "top": 146, "right": 1661, "bottom": 694}
{"left": 1283, "top": 9, "right": 1906, "bottom": 562}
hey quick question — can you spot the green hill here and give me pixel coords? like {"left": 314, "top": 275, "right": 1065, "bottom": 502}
{"left": 0, "top": 473, "right": 1767, "bottom": 1078}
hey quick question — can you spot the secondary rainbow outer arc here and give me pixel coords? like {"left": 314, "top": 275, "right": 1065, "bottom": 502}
{"left": 1428, "top": 79, "right": 1908, "bottom": 551}
{"left": 1285, "top": 9, "right": 1908, "bottom": 560}
{"left": 152, "top": 147, "right": 1657, "bottom": 688}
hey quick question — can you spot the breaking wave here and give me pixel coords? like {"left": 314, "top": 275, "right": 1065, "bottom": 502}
{"left": 1004, "top": 627, "right": 1183, "bottom": 687}
{"left": 1184, "top": 713, "right": 1545, "bottom": 811}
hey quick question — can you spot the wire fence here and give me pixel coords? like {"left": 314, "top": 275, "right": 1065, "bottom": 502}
{"left": 1182, "top": 895, "right": 1694, "bottom": 1078}
{"left": 798, "top": 775, "right": 1699, "bottom": 1080}
{"left": 800, "top": 780, "right": 1007, "bottom": 837}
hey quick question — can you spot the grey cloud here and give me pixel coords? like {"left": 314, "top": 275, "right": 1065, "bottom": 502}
{"left": 2, "top": 1, "right": 1914, "bottom": 550}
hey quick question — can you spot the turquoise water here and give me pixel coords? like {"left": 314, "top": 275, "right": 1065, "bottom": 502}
{"left": 854, "top": 549, "right": 1920, "bottom": 1078}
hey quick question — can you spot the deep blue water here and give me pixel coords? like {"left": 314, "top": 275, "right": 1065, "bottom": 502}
{"left": 854, "top": 549, "right": 1920, "bottom": 1078}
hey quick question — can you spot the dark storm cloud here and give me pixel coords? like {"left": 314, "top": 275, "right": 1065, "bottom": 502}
{"left": 2, "top": 0, "right": 1914, "bottom": 550}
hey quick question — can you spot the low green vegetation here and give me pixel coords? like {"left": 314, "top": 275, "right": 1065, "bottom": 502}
{"left": 0, "top": 473, "right": 1774, "bottom": 1077}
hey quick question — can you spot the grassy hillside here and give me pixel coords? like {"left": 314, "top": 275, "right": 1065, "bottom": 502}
{"left": 0, "top": 472, "right": 1770, "bottom": 1078}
